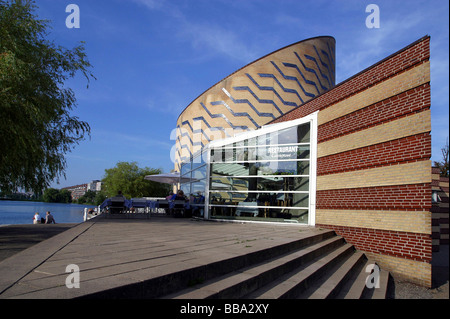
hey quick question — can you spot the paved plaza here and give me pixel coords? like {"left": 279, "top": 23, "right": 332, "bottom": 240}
{"left": 0, "top": 216, "right": 323, "bottom": 299}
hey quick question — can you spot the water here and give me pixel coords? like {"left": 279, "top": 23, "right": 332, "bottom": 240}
{"left": 0, "top": 200, "right": 96, "bottom": 226}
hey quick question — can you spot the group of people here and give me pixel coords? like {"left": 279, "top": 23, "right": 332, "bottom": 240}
{"left": 33, "top": 211, "right": 56, "bottom": 224}
{"left": 165, "top": 190, "right": 188, "bottom": 201}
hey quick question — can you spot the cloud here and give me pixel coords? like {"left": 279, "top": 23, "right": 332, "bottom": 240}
{"left": 336, "top": 8, "right": 427, "bottom": 82}
{"left": 94, "top": 129, "right": 173, "bottom": 150}
{"left": 129, "top": 0, "right": 259, "bottom": 64}
{"left": 175, "top": 21, "right": 259, "bottom": 64}
{"left": 130, "top": 0, "right": 165, "bottom": 10}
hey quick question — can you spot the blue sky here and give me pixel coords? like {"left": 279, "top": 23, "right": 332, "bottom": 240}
{"left": 33, "top": 0, "right": 449, "bottom": 189}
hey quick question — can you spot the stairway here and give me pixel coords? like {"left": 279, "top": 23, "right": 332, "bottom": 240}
{"left": 161, "top": 231, "right": 391, "bottom": 299}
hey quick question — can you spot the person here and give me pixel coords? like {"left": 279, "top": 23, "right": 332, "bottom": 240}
{"left": 116, "top": 190, "right": 125, "bottom": 198}
{"left": 171, "top": 190, "right": 187, "bottom": 217}
{"left": 33, "top": 212, "right": 41, "bottom": 224}
{"left": 172, "top": 190, "right": 187, "bottom": 201}
{"left": 45, "top": 211, "right": 56, "bottom": 224}
{"left": 166, "top": 191, "right": 174, "bottom": 201}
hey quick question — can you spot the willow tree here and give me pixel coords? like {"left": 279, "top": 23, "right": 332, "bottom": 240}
{"left": 0, "top": 0, "right": 95, "bottom": 193}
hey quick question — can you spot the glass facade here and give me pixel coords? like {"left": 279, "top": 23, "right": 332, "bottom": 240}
{"left": 179, "top": 114, "right": 317, "bottom": 224}
{"left": 180, "top": 150, "right": 207, "bottom": 217}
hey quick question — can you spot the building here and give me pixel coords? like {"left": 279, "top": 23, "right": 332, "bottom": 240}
{"left": 176, "top": 35, "right": 434, "bottom": 287}
{"left": 87, "top": 180, "right": 102, "bottom": 192}
{"left": 175, "top": 36, "right": 336, "bottom": 172}
{"left": 62, "top": 183, "right": 87, "bottom": 200}
{"left": 63, "top": 180, "right": 102, "bottom": 200}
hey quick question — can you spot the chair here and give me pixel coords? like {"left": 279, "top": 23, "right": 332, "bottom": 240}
{"left": 172, "top": 200, "right": 186, "bottom": 217}
{"left": 109, "top": 197, "right": 126, "bottom": 214}
{"left": 157, "top": 199, "right": 170, "bottom": 214}
{"left": 235, "top": 202, "right": 259, "bottom": 217}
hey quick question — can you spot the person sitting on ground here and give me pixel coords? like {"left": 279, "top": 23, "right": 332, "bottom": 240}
{"left": 33, "top": 212, "right": 41, "bottom": 224}
{"left": 45, "top": 211, "right": 56, "bottom": 224}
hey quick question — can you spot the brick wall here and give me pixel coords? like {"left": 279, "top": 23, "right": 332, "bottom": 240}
{"left": 431, "top": 167, "right": 449, "bottom": 250}
{"left": 272, "top": 36, "right": 433, "bottom": 287}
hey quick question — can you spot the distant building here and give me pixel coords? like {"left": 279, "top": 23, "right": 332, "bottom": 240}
{"left": 63, "top": 180, "right": 102, "bottom": 200}
{"left": 62, "top": 184, "right": 87, "bottom": 200}
{"left": 87, "top": 180, "right": 102, "bottom": 192}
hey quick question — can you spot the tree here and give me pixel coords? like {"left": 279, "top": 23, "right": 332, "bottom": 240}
{"left": 43, "top": 187, "right": 71, "bottom": 203}
{"left": 93, "top": 191, "right": 107, "bottom": 206}
{"left": 434, "top": 138, "right": 449, "bottom": 177}
{"left": 77, "top": 189, "right": 96, "bottom": 204}
{"left": 0, "top": 1, "right": 95, "bottom": 194}
{"left": 102, "top": 162, "right": 170, "bottom": 198}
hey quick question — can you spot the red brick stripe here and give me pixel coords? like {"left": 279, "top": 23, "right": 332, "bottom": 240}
{"left": 317, "top": 133, "right": 431, "bottom": 176}
{"left": 317, "top": 224, "right": 432, "bottom": 263}
{"left": 318, "top": 83, "right": 430, "bottom": 143}
{"left": 316, "top": 183, "right": 431, "bottom": 211}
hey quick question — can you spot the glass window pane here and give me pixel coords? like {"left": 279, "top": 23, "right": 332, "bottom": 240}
{"left": 192, "top": 152, "right": 205, "bottom": 170}
{"left": 180, "top": 162, "right": 190, "bottom": 175}
{"left": 297, "top": 122, "right": 310, "bottom": 143}
{"left": 192, "top": 166, "right": 207, "bottom": 180}
{"left": 180, "top": 183, "right": 191, "bottom": 195}
{"left": 211, "top": 162, "right": 309, "bottom": 177}
{"left": 210, "top": 176, "right": 309, "bottom": 192}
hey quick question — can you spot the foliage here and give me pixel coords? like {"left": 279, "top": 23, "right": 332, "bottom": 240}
{"left": 0, "top": 0, "right": 95, "bottom": 194}
{"left": 76, "top": 190, "right": 107, "bottom": 206}
{"left": 93, "top": 191, "right": 107, "bottom": 206}
{"left": 76, "top": 189, "right": 96, "bottom": 205}
{"left": 43, "top": 187, "right": 72, "bottom": 203}
{"left": 434, "top": 137, "right": 449, "bottom": 177}
{"left": 102, "top": 162, "right": 170, "bottom": 198}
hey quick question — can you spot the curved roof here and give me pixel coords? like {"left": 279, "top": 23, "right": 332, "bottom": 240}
{"left": 177, "top": 36, "right": 335, "bottom": 122}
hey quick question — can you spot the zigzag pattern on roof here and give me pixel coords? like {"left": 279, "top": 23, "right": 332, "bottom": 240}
{"left": 304, "top": 45, "right": 334, "bottom": 89}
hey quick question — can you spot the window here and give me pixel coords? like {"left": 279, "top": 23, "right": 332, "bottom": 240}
{"left": 179, "top": 112, "right": 318, "bottom": 224}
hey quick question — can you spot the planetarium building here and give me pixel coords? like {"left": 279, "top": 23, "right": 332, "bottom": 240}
{"left": 173, "top": 35, "right": 434, "bottom": 287}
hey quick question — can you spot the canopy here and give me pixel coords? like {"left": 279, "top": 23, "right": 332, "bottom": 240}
{"left": 144, "top": 172, "right": 191, "bottom": 185}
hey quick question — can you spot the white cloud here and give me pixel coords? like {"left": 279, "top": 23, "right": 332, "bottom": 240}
{"left": 130, "top": 0, "right": 165, "bottom": 10}
{"left": 336, "top": 9, "right": 427, "bottom": 82}
{"left": 176, "top": 21, "right": 259, "bottom": 64}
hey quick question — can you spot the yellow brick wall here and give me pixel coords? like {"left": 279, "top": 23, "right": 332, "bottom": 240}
{"left": 316, "top": 160, "right": 431, "bottom": 190}
{"left": 317, "top": 209, "right": 431, "bottom": 234}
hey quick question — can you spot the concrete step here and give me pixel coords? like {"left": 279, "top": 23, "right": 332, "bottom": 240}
{"left": 164, "top": 235, "right": 346, "bottom": 299}
{"left": 160, "top": 231, "right": 392, "bottom": 300}
{"left": 338, "top": 258, "right": 373, "bottom": 299}
{"left": 156, "top": 228, "right": 392, "bottom": 299}
{"left": 336, "top": 258, "right": 392, "bottom": 299}
{"left": 84, "top": 228, "right": 336, "bottom": 298}
{"left": 246, "top": 243, "right": 355, "bottom": 299}
{"left": 298, "top": 251, "right": 366, "bottom": 299}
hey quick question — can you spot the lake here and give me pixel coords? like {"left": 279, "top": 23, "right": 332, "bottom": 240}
{"left": 0, "top": 200, "right": 96, "bottom": 225}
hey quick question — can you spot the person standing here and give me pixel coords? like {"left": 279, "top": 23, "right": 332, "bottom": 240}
{"left": 45, "top": 211, "right": 56, "bottom": 224}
